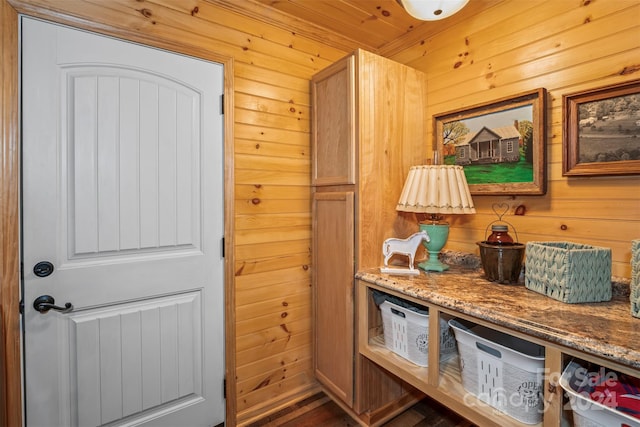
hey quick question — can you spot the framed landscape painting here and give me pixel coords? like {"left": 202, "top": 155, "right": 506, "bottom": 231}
{"left": 434, "top": 88, "right": 547, "bottom": 195}
{"left": 563, "top": 79, "right": 640, "bottom": 176}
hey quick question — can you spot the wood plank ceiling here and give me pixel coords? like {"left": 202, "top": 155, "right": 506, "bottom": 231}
{"left": 217, "top": 0, "right": 504, "bottom": 55}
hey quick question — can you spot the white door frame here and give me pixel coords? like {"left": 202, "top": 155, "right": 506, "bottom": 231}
{"left": 0, "top": 4, "right": 236, "bottom": 426}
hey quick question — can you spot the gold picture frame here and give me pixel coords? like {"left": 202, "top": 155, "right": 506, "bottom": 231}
{"left": 434, "top": 88, "right": 547, "bottom": 195}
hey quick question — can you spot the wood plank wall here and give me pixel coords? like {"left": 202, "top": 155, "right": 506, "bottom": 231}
{"left": 1, "top": 1, "right": 639, "bottom": 426}
{"left": 384, "top": 0, "right": 640, "bottom": 278}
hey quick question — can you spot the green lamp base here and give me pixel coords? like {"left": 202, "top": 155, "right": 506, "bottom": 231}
{"left": 418, "top": 254, "right": 449, "bottom": 272}
{"left": 418, "top": 222, "right": 450, "bottom": 272}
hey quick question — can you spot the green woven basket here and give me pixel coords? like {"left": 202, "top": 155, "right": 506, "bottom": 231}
{"left": 525, "top": 241, "right": 611, "bottom": 304}
{"left": 632, "top": 239, "right": 640, "bottom": 318}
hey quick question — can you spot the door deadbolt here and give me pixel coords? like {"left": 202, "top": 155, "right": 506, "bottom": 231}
{"left": 33, "top": 261, "right": 54, "bottom": 278}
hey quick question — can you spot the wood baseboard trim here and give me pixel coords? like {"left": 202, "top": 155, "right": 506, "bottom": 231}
{"left": 319, "top": 386, "right": 370, "bottom": 427}
{"left": 252, "top": 393, "right": 331, "bottom": 427}
{"left": 320, "top": 383, "right": 425, "bottom": 427}
{"left": 359, "top": 387, "right": 424, "bottom": 427}
{"left": 237, "top": 383, "right": 322, "bottom": 427}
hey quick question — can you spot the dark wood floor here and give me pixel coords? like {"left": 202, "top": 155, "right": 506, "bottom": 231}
{"left": 246, "top": 392, "right": 474, "bottom": 427}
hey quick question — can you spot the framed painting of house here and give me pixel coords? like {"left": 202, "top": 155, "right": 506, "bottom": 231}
{"left": 563, "top": 79, "right": 640, "bottom": 176}
{"left": 434, "top": 88, "right": 547, "bottom": 195}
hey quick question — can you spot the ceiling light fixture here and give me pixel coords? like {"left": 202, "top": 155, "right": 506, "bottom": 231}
{"left": 398, "top": 0, "right": 470, "bottom": 21}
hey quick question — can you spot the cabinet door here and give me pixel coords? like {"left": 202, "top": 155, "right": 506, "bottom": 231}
{"left": 311, "top": 55, "right": 356, "bottom": 186}
{"left": 312, "top": 191, "right": 355, "bottom": 406}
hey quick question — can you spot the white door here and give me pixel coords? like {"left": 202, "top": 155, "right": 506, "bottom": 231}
{"left": 21, "top": 17, "right": 225, "bottom": 427}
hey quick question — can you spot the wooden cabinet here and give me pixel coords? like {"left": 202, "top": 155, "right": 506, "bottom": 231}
{"left": 312, "top": 191, "right": 355, "bottom": 405}
{"left": 312, "top": 55, "right": 355, "bottom": 187}
{"left": 357, "top": 273, "right": 640, "bottom": 427}
{"left": 311, "top": 49, "right": 428, "bottom": 422}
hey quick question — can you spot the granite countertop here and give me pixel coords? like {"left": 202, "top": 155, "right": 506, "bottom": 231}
{"left": 356, "top": 262, "right": 640, "bottom": 371}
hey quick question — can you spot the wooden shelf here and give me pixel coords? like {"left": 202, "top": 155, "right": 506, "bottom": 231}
{"left": 361, "top": 334, "right": 543, "bottom": 427}
{"left": 357, "top": 280, "right": 566, "bottom": 427}
{"left": 356, "top": 270, "right": 640, "bottom": 427}
{"left": 361, "top": 335, "right": 430, "bottom": 390}
{"left": 436, "top": 356, "right": 543, "bottom": 427}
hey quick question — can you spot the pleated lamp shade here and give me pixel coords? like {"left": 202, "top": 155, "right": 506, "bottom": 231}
{"left": 396, "top": 165, "right": 475, "bottom": 215}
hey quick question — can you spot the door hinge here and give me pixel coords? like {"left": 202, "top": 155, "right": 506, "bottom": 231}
{"left": 19, "top": 262, "right": 24, "bottom": 314}
{"left": 220, "top": 94, "right": 224, "bottom": 115}
{"left": 223, "top": 377, "right": 226, "bottom": 399}
{"left": 221, "top": 236, "right": 225, "bottom": 258}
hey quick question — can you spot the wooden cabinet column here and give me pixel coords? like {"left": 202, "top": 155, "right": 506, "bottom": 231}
{"left": 311, "top": 49, "right": 429, "bottom": 424}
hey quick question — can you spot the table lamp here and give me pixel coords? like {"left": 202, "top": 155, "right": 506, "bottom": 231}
{"left": 396, "top": 165, "right": 475, "bottom": 271}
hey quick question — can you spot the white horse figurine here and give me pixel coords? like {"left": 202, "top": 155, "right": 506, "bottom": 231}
{"left": 381, "top": 230, "right": 430, "bottom": 274}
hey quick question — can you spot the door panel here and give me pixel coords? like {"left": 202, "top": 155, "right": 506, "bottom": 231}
{"left": 21, "top": 17, "right": 224, "bottom": 427}
{"left": 70, "top": 292, "right": 202, "bottom": 426}
{"left": 64, "top": 68, "right": 201, "bottom": 259}
{"left": 312, "top": 191, "right": 355, "bottom": 406}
